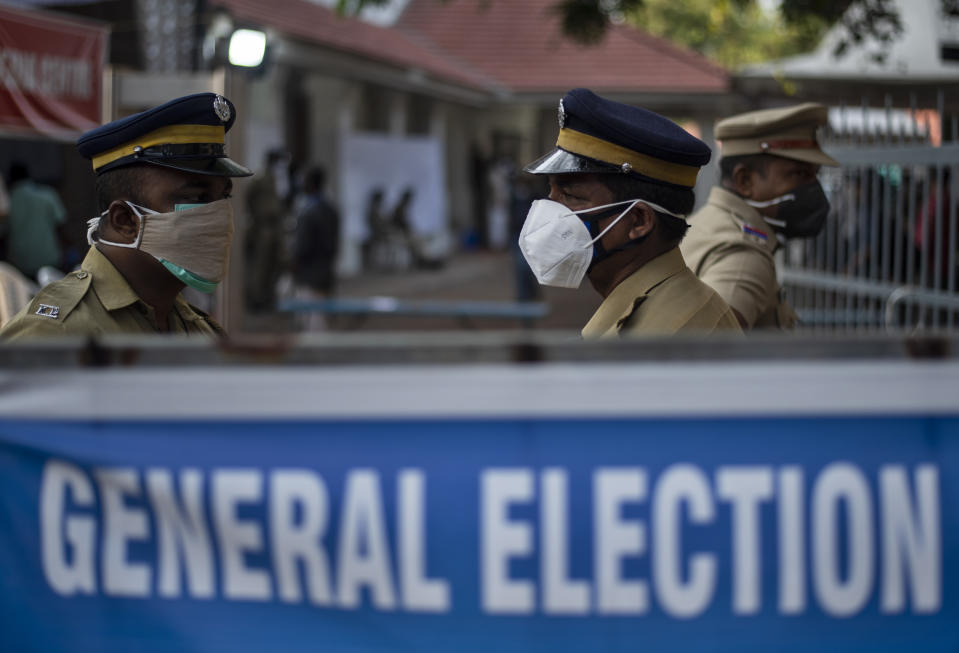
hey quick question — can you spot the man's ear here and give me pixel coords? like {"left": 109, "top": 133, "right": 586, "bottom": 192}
{"left": 101, "top": 200, "right": 140, "bottom": 244}
{"left": 626, "top": 202, "right": 656, "bottom": 240}
{"left": 731, "top": 163, "right": 754, "bottom": 198}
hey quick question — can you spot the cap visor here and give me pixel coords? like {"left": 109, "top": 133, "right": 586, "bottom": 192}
{"left": 524, "top": 148, "right": 619, "bottom": 175}
{"left": 147, "top": 157, "right": 254, "bottom": 177}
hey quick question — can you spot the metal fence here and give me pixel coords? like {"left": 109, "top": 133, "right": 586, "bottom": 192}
{"left": 781, "top": 93, "right": 959, "bottom": 333}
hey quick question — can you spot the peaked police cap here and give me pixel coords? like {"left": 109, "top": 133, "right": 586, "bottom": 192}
{"left": 77, "top": 93, "right": 253, "bottom": 177}
{"left": 525, "top": 88, "right": 712, "bottom": 189}
{"left": 716, "top": 102, "right": 839, "bottom": 167}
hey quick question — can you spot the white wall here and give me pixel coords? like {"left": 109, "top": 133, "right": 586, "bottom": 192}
{"left": 338, "top": 132, "right": 448, "bottom": 275}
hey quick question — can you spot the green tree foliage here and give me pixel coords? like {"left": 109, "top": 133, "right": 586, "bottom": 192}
{"left": 781, "top": 0, "right": 901, "bottom": 60}
{"left": 337, "top": 0, "right": 930, "bottom": 65}
{"left": 550, "top": 0, "right": 645, "bottom": 45}
{"left": 628, "top": 0, "right": 830, "bottom": 68}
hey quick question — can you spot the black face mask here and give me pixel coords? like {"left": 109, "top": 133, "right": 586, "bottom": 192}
{"left": 747, "top": 180, "right": 830, "bottom": 239}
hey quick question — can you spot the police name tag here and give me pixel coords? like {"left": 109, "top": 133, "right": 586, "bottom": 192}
{"left": 35, "top": 304, "right": 59, "bottom": 319}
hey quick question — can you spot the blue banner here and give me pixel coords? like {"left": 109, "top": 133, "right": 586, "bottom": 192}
{"left": 1, "top": 414, "right": 956, "bottom": 652}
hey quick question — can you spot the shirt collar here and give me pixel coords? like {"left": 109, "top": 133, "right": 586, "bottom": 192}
{"left": 81, "top": 246, "right": 207, "bottom": 324}
{"left": 581, "top": 247, "right": 687, "bottom": 338}
{"left": 82, "top": 246, "right": 141, "bottom": 311}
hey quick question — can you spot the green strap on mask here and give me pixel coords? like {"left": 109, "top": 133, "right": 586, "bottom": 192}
{"left": 161, "top": 259, "right": 219, "bottom": 293}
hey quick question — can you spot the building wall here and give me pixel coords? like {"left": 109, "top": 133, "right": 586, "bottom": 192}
{"left": 237, "top": 60, "right": 477, "bottom": 278}
{"left": 243, "top": 68, "right": 289, "bottom": 179}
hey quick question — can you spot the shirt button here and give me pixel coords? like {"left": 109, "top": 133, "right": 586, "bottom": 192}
{"left": 75, "top": 271, "right": 88, "bottom": 279}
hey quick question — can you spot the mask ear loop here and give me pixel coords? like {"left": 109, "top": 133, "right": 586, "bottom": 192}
{"left": 86, "top": 211, "right": 106, "bottom": 246}
{"left": 745, "top": 193, "right": 796, "bottom": 208}
{"left": 86, "top": 201, "right": 152, "bottom": 248}
{"left": 578, "top": 199, "right": 687, "bottom": 248}
{"left": 573, "top": 198, "right": 687, "bottom": 219}
{"left": 582, "top": 200, "right": 640, "bottom": 248}
{"left": 745, "top": 193, "right": 796, "bottom": 231}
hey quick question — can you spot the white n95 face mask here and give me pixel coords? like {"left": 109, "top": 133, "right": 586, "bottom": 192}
{"left": 518, "top": 197, "right": 685, "bottom": 288}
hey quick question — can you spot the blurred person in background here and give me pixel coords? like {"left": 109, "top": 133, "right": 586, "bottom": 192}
{"left": 0, "top": 261, "right": 36, "bottom": 328}
{"left": 0, "top": 172, "right": 35, "bottom": 327}
{"left": 245, "top": 149, "right": 288, "bottom": 312}
{"left": 681, "top": 103, "right": 838, "bottom": 329}
{"left": 3, "top": 161, "right": 66, "bottom": 281}
{"left": 520, "top": 88, "right": 740, "bottom": 337}
{"left": 0, "top": 171, "right": 8, "bottom": 257}
{"left": 389, "top": 186, "right": 444, "bottom": 270}
{"left": 361, "top": 187, "right": 387, "bottom": 270}
{"left": 291, "top": 165, "right": 340, "bottom": 331}
{"left": 0, "top": 93, "right": 252, "bottom": 341}
{"left": 391, "top": 186, "right": 416, "bottom": 267}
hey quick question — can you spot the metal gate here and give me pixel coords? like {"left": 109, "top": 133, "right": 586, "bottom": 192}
{"left": 781, "top": 94, "right": 959, "bottom": 332}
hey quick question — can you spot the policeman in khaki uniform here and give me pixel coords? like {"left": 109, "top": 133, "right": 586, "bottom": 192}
{"left": 518, "top": 88, "right": 740, "bottom": 337}
{"left": 1, "top": 93, "right": 253, "bottom": 341}
{"left": 681, "top": 103, "right": 838, "bottom": 329}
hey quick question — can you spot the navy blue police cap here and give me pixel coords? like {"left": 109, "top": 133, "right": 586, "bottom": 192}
{"left": 525, "top": 88, "right": 711, "bottom": 189}
{"left": 77, "top": 93, "right": 253, "bottom": 177}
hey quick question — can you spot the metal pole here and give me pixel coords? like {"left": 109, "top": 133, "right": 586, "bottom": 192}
{"left": 893, "top": 99, "right": 905, "bottom": 296}
{"left": 816, "top": 192, "right": 827, "bottom": 332}
{"left": 950, "top": 103, "right": 958, "bottom": 329}
{"left": 949, "top": 162, "right": 958, "bottom": 328}
{"left": 839, "top": 103, "right": 851, "bottom": 331}
{"left": 861, "top": 98, "right": 872, "bottom": 331}
{"left": 934, "top": 91, "right": 946, "bottom": 327}
{"left": 882, "top": 95, "right": 893, "bottom": 288}
{"left": 826, "top": 169, "right": 838, "bottom": 331}
{"left": 894, "top": 162, "right": 905, "bottom": 286}
{"left": 907, "top": 164, "right": 918, "bottom": 289}
{"left": 869, "top": 164, "right": 881, "bottom": 329}
{"left": 919, "top": 173, "right": 930, "bottom": 328}
{"left": 844, "top": 165, "right": 857, "bottom": 331}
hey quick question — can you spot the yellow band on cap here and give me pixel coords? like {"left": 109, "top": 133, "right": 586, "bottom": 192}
{"left": 92, "top": 124, "right": 226, "bottom": 171}
{"left": 556, "top": 128, "right": 700, "bottom": 187}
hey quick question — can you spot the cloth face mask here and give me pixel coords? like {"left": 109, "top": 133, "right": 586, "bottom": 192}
{"left": 518, "top": 197, "right": 685, "bottom": 288}
{"left": 745, "top": 180, "right": 830, "bottom": 239}
{"left": 87, "top": 198, "right": 235, "bottom": 293}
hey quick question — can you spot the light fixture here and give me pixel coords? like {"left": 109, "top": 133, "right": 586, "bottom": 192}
{"left": 228, "top": 29, "right": 267, "bottom": 68}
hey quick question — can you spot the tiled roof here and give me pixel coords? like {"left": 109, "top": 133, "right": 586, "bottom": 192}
{"left": 212, "top": 0, "right": 728, "bottom": 96}
{"left": 211, "top": 0, "right": 496, "bottom": 91}
{"left": 397, "top": 0, "right": 729, "bottom": 94}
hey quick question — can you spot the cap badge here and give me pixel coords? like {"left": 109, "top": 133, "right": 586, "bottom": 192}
{"left": 558, "top": 99, "right": 566, "bottom": 129}
{"left": 213, "top": 95, "right": 231, "bottom": 123}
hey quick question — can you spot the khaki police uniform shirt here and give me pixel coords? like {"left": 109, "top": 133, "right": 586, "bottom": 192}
{"left": 0, "top": 247, "right": 225, "bottom": 341}
{"left": 680, "top": 187, "right": 798, "bottom": 329}
{"left": 581, "top": 247, "right": 742, "bottom": 338}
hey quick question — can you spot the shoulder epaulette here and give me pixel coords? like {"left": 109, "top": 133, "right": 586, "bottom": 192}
{"left": 24, "top": 270, "right": 93, "bottom": 324}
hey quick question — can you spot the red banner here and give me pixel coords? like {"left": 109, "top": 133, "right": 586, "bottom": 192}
{"left": 0, "top": 4, "right": 107, "bottom": 138}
